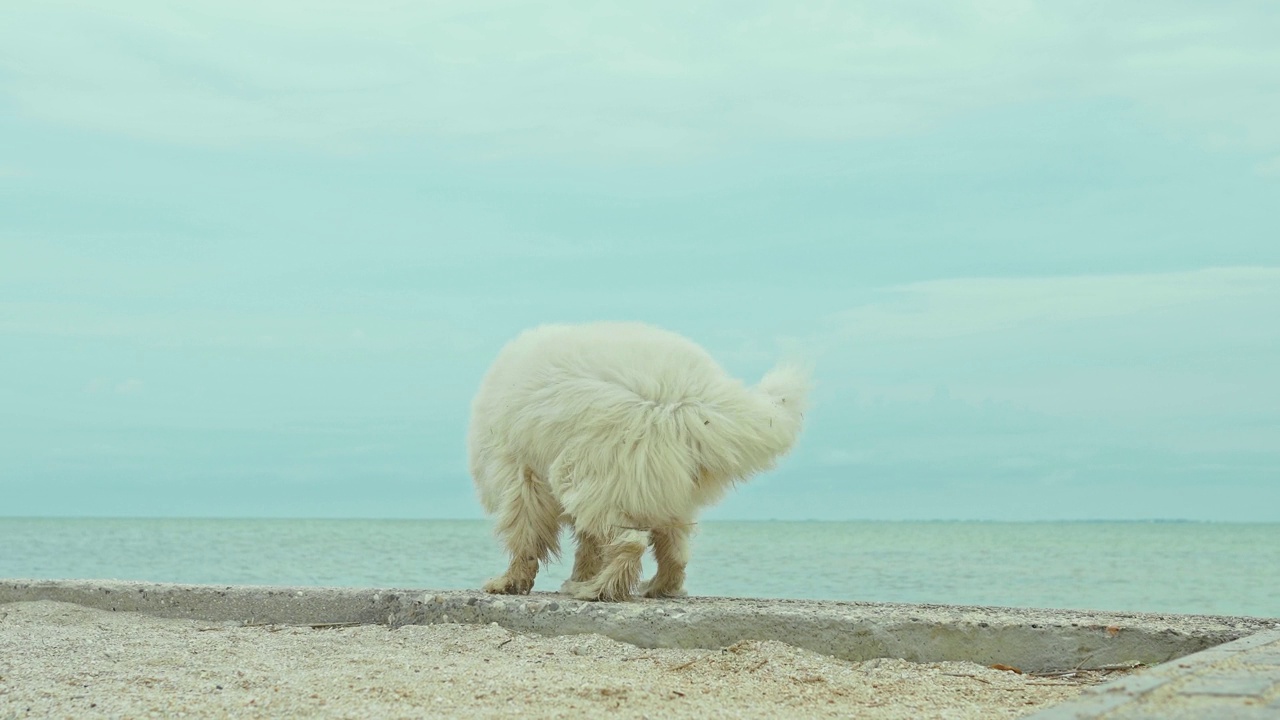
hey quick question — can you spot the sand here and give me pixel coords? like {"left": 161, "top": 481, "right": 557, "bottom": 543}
{"left": 0, "top": 600, "right": 1120, "bottom": 719}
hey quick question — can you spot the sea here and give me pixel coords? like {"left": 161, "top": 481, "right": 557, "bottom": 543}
{"left": 2, "top": 519, "right": 1276, "bottom": 619}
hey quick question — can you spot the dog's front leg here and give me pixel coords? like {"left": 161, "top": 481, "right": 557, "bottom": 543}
{"left": 560, "top": 526, "right": 603, "bottom": 594}
{"left": 639, "top": 525, "right": 690, "bottom": 598}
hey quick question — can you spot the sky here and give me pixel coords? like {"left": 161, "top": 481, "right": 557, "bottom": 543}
{"left": 2, "top": 1, "right": 1278, "bottom": 521}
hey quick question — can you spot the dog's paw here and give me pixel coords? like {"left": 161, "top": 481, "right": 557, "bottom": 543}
{"left": 560, "top": 579, "right": 602, "bottom": 601}
{"left": 559, "top": 579, "right": 587, "bottom": 596}
{"left": 639, "top": 578, "right": 688, "bottom": 599}
{"left": 564, "top": 580, "right": 633, "bottom": 602}
{"left": 483, "top": 575, "right": 533, "bottom": 595}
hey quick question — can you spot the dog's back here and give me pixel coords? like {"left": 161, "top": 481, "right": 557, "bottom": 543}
{"left": 468, "top": 322, "right": 728, "bottom": 502}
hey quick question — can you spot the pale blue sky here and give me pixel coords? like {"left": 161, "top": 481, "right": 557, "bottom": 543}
{"left": 2, "top": 1, "right": 1278, "bottom": 520}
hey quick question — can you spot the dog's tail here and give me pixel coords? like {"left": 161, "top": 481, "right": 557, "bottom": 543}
{"left": 678, "top": 361, "right": 811, "bottom": 487}
{"left": 745, "top": 360, "right": 811, "bottom": 467}
{"left": 756, "top": 362, "right": 811, "bottom": 418}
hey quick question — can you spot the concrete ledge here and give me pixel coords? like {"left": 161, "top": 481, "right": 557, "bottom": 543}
{"left": 1, "top": 579, "right": 1274, "bottom": 674}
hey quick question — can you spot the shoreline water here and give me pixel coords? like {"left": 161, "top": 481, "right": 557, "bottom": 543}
{"left": 3, "top": 518, "right": 1277, "bottom": 618}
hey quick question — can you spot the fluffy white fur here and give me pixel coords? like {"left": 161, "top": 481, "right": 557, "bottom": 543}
{"left": 467, "top": 321, "right": 809, "bottom": 602}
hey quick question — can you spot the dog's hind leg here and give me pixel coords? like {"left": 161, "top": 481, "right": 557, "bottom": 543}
{"left": 640, "top": 525, "right": 691, "bottom": 598}
{"left": 564, "top": 526, "right": 647, "bottom": 602}
{"left": 482, "top": 462, "right": 561, "bottom": 595}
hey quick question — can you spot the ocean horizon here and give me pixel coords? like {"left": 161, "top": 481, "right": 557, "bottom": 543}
{"left": 3, "top": 518, "right": 1276, "bottom": 620}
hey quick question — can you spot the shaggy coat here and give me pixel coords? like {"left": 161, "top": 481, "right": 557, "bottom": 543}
{"left": 468, "top": 321, "right": 809, "bottom": 601}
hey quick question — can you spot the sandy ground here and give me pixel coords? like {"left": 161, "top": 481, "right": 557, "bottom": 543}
{"left": 0, "top": 600, "right": 1121, "bottom": 719}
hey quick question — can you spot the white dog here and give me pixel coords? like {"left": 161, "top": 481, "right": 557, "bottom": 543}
{"left": 467, "top": 321, "right": 809, "bottom": 602}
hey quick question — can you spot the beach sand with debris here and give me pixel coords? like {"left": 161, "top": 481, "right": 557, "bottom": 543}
{"left": 0, "top": 600, "right": 1122, "bottom": 719}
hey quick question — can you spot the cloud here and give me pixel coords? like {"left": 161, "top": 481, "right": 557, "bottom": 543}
{"left": 1258, "top": 156, "right": 1280, "bottom": 177}
{"left": 796, "top": 265, "right": 1280, "bottom": 442}
{"left": 2, "top": 1, "right": 1277, "bottom": 159}
{"left": 822, "top": 266, "right": 1280, "bottom": 343}
{"left": 82, "top": 377, "right": 144, "bottom": 395}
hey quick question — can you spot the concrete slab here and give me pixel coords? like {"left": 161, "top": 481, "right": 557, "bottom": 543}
{"left": 1180, "top": 673, "right": 1278, "bottom": 697}
{"left": 1025, "top": 628, "right": 1280, "bottom": 719}
{"left": 1, "top": 579, "right": 1273, "bottom": 675}
{"left": 1242, "top": 650, "right": 1280, "bottom": 666}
